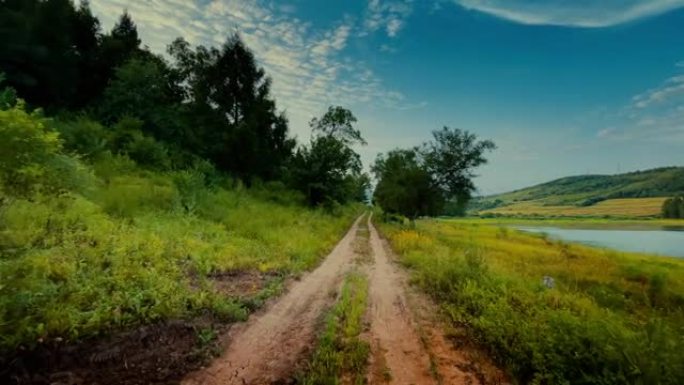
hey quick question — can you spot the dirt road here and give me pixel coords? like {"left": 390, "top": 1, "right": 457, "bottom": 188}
{"left": 182, "top": 216, "right": 362, "bottom": 385}
{"left": 184, "top": 214, "right": 503, "bottom": 384}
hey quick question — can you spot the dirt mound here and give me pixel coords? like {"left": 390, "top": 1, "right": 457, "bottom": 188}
{"left": 2, "top": 317, "right": 222, "bottom": 385}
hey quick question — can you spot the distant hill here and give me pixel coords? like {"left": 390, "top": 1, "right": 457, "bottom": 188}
{"left": 471, "top": 167, "right": 684, "bottom": 214}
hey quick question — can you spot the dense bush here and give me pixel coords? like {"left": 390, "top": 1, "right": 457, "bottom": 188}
{"left": 662, "top": 196, "right": 684, "bottom": 218}
{"left": 0, "top": 105, "right": 88, "bottom": 198}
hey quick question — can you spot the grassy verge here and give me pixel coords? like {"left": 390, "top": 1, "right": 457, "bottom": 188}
{"left": 378, "top": 218, "right": 684, "bottom": 384}
{"left": 299, "top": 272, "right": 370, "bottom": 385}
{"left": 0, "top": 161, "right": 360, "bottom": 354}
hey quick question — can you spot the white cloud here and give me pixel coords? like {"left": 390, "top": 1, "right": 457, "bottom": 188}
{"left": 599, "top": 63, "right": 684, "bottom": 141}
{"left": 632, "top": 75, "right": 684, "bottom": 109}
{"left": 90, "top": 0, "right": 414, "bottom": 139}
{"left": 363, "top": 0, "right": 413, "bottom": 37}
{"left": 453, "top": 0, "right": 684, "bottom": 27}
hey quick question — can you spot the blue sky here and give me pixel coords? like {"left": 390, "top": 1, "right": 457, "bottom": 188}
{"left": 91, "top": 0, "right": 684, "bottom": 194}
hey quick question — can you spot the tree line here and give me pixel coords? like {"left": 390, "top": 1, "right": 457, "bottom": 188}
{"left": 1, "top": 0, "right": 496, "bottom": 216}
{"left": 0, "top": 0, "right": 368, "bottom": 207}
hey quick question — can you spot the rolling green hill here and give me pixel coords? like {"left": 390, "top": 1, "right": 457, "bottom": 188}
{"left": 472, "top": 167, "right": 684, "bottom": 214}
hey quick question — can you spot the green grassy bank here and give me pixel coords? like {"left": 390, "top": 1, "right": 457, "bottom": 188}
{"left": 378, "top": 218, "right": 684, "bottom": 384}
{"left": 0, "top": 152, "right": 359, "bottom": 355}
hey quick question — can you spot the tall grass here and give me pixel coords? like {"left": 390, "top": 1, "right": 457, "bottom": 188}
{"left": 379, "top": 219, "right": 684, "bottom": 384}
{"left": 0, "top": 157, "right": 360, "bottom": 354}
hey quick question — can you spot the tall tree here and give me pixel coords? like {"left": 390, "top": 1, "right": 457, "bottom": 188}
{"left": 168, "top": 34, "right": 295, "bottom": 181}
{"left": 290, "top": 106, "right": 367, "bottom": 206}
{"left": 420, "top": 127, "right": 496, "bottom": 214}
{"left": 71, "top": 0, "right": 102, "bottom": 107}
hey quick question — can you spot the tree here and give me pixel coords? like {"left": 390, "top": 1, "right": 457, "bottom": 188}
{"left": 372, "top": 149, "right": 444, "bottom": 219}
{"left": 168, "top": 34, "right": 295, "bottom": 181}
{"left": 290, "top": 107, "right": 367, "bottom": 206}
{"left": 309, "top": 106, "right": 367, "bottom": 145}
{"left": 71, "top": 0, "right": 103, "bottom": 107}
{"left": 373, "top": 127, "right": 494, "bottom": 218}
{"left": 662, "top": 196, "right": 684, "bottom": 219}
{"left": 420, "top": 127, "right": 496, "bottom": 213}
{"left": 98, "top": 56, "right": 183, "bottom": 142}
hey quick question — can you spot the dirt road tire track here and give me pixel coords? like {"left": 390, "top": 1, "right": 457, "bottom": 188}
{"left": 365, "top": 216, "right": 435, "bottom": 385}
{"left": 182, "top": 215, "right": 364, "bottom": 385}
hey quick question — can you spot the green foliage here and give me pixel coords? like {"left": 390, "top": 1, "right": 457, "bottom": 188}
{"left": 299, "top": 272, "right": 370, "bottom": 384}
{"left": 290, "top": 107, "right": 368, "bottom": 206}
{"left": 309, "top": 106, "right": 367, "bottom": 145}
{"left": 0, "top": 1, "right": 368, "bottom": 362}
{"left": 381, "top": 220, "right": 684, "bottom": 384}
{"left": 373, "top": 149, "right": 444, "bottom": 219}
{"left": 98, "top": 57, "right": 182, "bottom": 141}
{"left": 108, "top": 117, "right": 171, "bottom": 170}
{"left": 0, "top": 165, "right": 360, "bottom": 353}
{"left": 167, "top": 34, "right": 295, "bottom": 180}
{"left": 662, "top": 195, "right": 684, "bottom": 218}
{"left": 0, "top": 73, "right": 17, "bottom": 109}
{"left": 54, "top": 117, "right": 109, "bottom": 159}
{"left": 373, "top": 127, "right": 494, "bottom": 218}
{"left": 421, "top": 127, "right": 496, "bottom": 205}
{"left": 0, "top": 105, "right": 87, "bottom": 198}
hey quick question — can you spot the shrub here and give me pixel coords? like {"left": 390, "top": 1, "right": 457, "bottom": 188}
{"left": 55, "top": 117, "right": 110, "bottom": 159}
{"left": 0, "top": 105, "right": 85, "bottom": 198}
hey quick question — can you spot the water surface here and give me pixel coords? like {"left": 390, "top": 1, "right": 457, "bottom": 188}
{"left": 515, "top": 226, "right": 684, "bottom": 258}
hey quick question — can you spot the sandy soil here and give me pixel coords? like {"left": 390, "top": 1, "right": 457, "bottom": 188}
{"left": 181, "top": 216, "right": 363, "bottom": 385}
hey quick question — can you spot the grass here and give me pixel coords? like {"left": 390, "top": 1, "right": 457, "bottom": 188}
{"left": 378, "top": 218, "right": 684, "bottom": 384}
{"left": 353, "top": 216, "right": 372, "bottom": 264}
{"left": 299, "top": 272, "right": 370, "bottom": 385}
{"left": 481, "top": 197, "right": 667, "bottom": 218}
{"left": 0, "top": 159, "right": 361, "bottom": 354}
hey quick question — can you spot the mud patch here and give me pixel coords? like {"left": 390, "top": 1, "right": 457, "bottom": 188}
{"left": 209, "top": 270, "right": 282, "bottom": 298}
{"left": 2, "top": 316, "right": 225, "bottom": 385}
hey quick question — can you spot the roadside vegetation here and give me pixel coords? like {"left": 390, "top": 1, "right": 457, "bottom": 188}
{"left": 0, "top": 0, "right": 366, "bottom": 371}
{"left": 378, "top": 218, "right": 684, "bottom": 384}
{"left": 299, "top": 272, "right": 370, "bottom": 385}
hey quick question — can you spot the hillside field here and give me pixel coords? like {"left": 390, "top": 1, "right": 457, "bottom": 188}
{"left": 470, "top": 167, "right": 684, "bottom": 218}
{"left": 481, "top": 197, "right": 667, "bottom": 217}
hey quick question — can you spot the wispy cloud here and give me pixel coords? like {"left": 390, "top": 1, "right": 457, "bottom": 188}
{"left": 90, "top": 0, "right": 415, "bottom": 138}
{"left": 599, "top": 64, "right": 684, "bottom": 141}
{"left": 453, "top": 0, "right": 684, "bottom": 27}
{"left": 363, "top": 0, "right": 413, "bottom": 37}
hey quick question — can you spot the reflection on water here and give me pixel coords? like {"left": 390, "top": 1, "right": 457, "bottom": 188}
{"left": 515, "top": 226, "right": 684, "bottom": 258}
